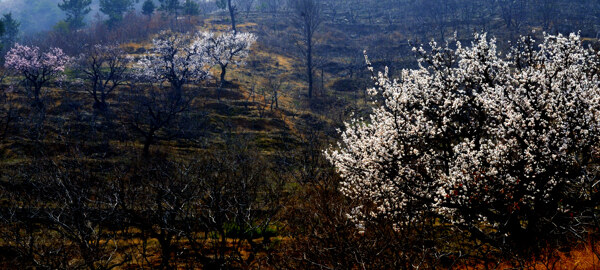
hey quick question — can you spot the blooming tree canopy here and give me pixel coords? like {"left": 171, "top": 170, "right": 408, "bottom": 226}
{"left": 4, "top": 43, "right": 70, "bottom": 107}
{"left": 326, "top": 33, "right": 600, "bottom": 249}
{"left": 197, "top": 31, "right": 256, "bottom": 94}
{"left": 135, "top": 31, "right": 210, "bottom": 97}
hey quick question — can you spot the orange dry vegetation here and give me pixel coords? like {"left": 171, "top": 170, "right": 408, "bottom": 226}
{"left": 555, "top": 243, "right": 600, "bottom": 270}
{"left": 463, "top": 241, "right": 600, "bottom": 269}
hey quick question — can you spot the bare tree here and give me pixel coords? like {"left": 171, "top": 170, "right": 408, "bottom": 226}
{"left": 497, "top": 0, "right": 529, "bottom": 33}
{"left": 536, "top": 0, "right": 558, "bottom": 31}
{"left": 186, "top": 139, "right": 285, "bottom": 268}
{"left": 239, "top": 0, "right": 256, "bottom": 17}
{"left": 114, "top": 141, "right": 284, "bottom": 269}
{"left": 122, "top": 159, "right": 197, "bottom": 269}
{"left": 264, "top": 74, "right": 286, "bottom": 110}
{"left": 260, "top": 0, "right": 283, "bottom": 14}
{"left": 290, "top": 0, "right": 322, "bottom": 99}
{"left": 79, "top": 44, "right": 129, "bottom": 111}
{"left": 121, "top": 78, "right": 191, "bottom": 156}
{"left": 421, "top": 0, "right": 454, "bottom": 41}
{"left": 42, "top": 162, "right": 129, "bottom": 270}
{"left": 217, "top": 0, "right": 239, "bottom": 33}
{"left": 0, "top": 160, "right": 129, "bottom": 269}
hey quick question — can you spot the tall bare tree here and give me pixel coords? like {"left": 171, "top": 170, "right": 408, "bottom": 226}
{"left": 291, "top": 0, "right": 322, "bottom": 99}
{"left": 217, "top": 0, "right": 238, "bottom": 33}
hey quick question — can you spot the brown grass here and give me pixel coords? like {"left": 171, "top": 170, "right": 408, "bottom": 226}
{"left": 460, "top": 241, "right": 600, "bottom": 269}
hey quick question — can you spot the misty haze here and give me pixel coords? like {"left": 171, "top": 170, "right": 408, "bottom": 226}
{"left": 0, "top": 0, "right": 600, "bottom": 269}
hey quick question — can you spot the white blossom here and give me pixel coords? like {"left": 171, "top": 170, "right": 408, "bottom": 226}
{"left": 134, "top": 31, "right": 211, "bottom": 94}
{"left": 326, "top": 33, "right": 600, "bottom": 238}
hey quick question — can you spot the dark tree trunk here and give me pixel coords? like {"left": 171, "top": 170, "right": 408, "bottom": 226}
{"left": 93, "top": 90, "right": 107, "bottom": 111}
{"left": 228, "top": 0, "right": 236, "bottom": 33}
{"left": 143, "top": 132, "right": 154, "bottom": 157}
{"left": 307, "top": 37, "right": 313, "bottom": 99}
{"left": 33, "top": 84, "right": 44, "bottom": 109}
{"left": 218, "top": 65, "right": 227, "bottom": 100}
{"left": 158, "top": 231, "right": 173, "bottom": 270}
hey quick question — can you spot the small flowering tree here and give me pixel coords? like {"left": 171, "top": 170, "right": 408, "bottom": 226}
{"left": 130, "top": 31, "right": 211, "bottom": 156}
{"left": 4, "top": 44, "right": 70, "bottom": 108}
{"left": 198, "top": 31, "right": 256, "bottom": 98}
{"left": 326, "top": 33, "right": 600, "bottom": 252}
{"left": 135, "top": 31, "right": 210, "bottom": 98}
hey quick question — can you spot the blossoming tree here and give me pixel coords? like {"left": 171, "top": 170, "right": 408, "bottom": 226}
{"left": 135, "top": 31, "right": 210, "bottom": 98}
{"left": 4, "top": 44, "right": 70, "bottom": 108}
{"left": 326, "top": 33, "right": 600, "bottom": 250}
{"left": 198, "top": 31, "right": 256, "bottom": 98}
{"left": 131, "top": 31, "right": 213, "bottom": 156}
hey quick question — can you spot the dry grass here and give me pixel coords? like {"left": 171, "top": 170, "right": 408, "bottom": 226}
{"left": 460, "top": 241, "right": 600, "bottom": 269}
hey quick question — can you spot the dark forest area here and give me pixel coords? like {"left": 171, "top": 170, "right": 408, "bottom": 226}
{"left": 0, "top": 0, "right": 600, "bottom": 269}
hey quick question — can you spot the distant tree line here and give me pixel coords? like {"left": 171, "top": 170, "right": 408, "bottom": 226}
{"left": 320, "top": 0, "right": 600, "bottom": 38}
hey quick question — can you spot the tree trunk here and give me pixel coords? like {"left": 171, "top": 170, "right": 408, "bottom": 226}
{"left": 158, "top": 231, "right": 173, "bottom": 270}
{"left": 218, "top": 65, "right": 227, "bottom": 100}
{"left": 307, "top": 36, "right": 313, "bottom": 99}
{"left": 101, "top": 92, "right": 107, "bottom": 108}
{"left": 321, "top": 67, "right": 324, "bottom": 96}
{"left": 143, "top": 132, "right": 154, "bottom": 157}
{"left": 33, "top": 84, "right": 43, "bottom": 109}
{"left": 171, "top": 80, "right": 183, "bottom": 101}
{"left": 228, "top": 0, "right": 237, "bottom": 33}
{"left": 93, "top": 89, "right": 104, "bottom": 110}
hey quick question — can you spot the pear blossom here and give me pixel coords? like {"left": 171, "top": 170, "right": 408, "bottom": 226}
{"left": 326, "top": 33, "right": 600, "bottom": 247}
{"left": 197, "top": 31, "right": 256, "bottom": 96}
{"left": 134, "top": 31, "right": 211, "bottom": 97}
